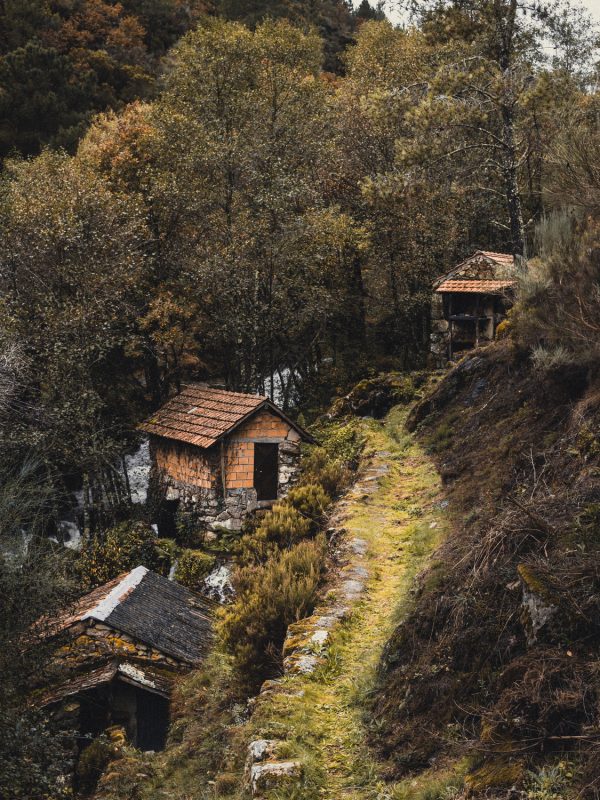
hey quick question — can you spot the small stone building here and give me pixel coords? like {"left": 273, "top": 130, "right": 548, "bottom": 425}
{"left": 431, "top": 250, "right": 518, "bottom": 365}
{"left": 34, "top": 566, "right": 213, "bottom": 752}
{"left": 139, "top": 385, "right": 313, "bottom": 531}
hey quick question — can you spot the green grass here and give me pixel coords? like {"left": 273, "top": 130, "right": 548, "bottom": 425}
{"left": 237, "top": 406, "right": 451, "bottom": 800}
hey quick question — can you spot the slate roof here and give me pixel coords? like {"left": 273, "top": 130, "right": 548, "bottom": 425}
{"left": 139, "top": 384, "right": 312, "bottom": 448}
{"left": 434, "top": 250, "right": 518, "bottom": 294}
{"left": 36, "top": 660, "right": 175, "bottom": 707}
{"left": 41, "top": 567, "right": 214, "bottom": 666}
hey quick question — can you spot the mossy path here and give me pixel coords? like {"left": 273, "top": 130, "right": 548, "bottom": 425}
{"left": 246, "top": 406, "right": 449, "bottom": 799}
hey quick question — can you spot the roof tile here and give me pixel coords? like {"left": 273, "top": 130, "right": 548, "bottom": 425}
{"left": 139, "top": 385, "right": 268, "bottom": 448}
{"left": 436, "top": 279, "right": 517, "bottom": 294}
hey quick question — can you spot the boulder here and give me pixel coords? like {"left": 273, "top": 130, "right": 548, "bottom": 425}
{"left": 249, "top": 761, "right": 303, "bottom": 797}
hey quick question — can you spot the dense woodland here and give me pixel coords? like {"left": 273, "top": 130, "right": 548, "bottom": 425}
{"left": 1, "top": 0, "right": 600, "bottom": 797}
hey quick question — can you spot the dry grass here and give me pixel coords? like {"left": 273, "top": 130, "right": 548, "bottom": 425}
{"left": 372, "top": 344, "right": 600, "bottom": 798}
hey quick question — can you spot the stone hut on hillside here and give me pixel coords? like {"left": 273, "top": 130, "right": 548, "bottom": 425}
{"left": 430, "top": 250, "right": 519, "bottom": 366}
{"left": 33, "top": 566, "right": 213, "bottom": 752}
{"left": 139, "top": 385, "right": 313, "bottom": 532}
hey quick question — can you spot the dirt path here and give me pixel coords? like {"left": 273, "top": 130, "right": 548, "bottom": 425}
{"left": 246, "top": 407, "right": 448, "bottom": 799}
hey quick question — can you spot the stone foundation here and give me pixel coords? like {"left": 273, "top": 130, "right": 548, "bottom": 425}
{"left": 163, "top": 439, "right": 302, "bottom": 532}
{"left": 430, "top": 293, "right": 450, "bottom": 367}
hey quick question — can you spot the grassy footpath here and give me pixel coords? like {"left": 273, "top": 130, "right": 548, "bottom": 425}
{"left": 244, "top": 406, "right": 449, "bottom": 799}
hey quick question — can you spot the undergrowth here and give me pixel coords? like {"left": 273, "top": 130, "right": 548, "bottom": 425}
{"left": 373, "top": 343, "right": 600, "bottom": 798}
{"left": 95, "top": 414, "right": 365, "bottom": 800}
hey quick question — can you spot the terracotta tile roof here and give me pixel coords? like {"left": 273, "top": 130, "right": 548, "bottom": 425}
{"left": 140, "top": 385, "right": 266, "bottom": 448}
{"left": 139, "top": 384, "right": 312, "bottom": 448}
{"left": 434, "top": 250, "right": 517, "bottom": 289}
{"left": 436, "top": 279, "right": 517, "bottom": 294}
{"left": 477, "top": 251, "right": 515, "bottom": 267}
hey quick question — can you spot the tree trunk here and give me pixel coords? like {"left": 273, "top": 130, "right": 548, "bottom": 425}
{"left": 501, "top": 102, "right": 526, "bottom": 256}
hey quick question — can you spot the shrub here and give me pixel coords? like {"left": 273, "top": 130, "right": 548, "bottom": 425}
{"left": 285, "top": 483, "right": 332, "bottom": 532}
{"left": 319, "top": 418, "right": 364, "bottom": 467}
{"left": 175, "top": 507, "right": 208, "bottom": 547}
{"left": 174, "top": 549, "right": 216, "bottom": 592}
{"left": 154, "top": 537, "right": 179, "bottom": 575}
{"left": 236, "top": 504, "right": 312, "bottom": 565}
{"left": 299, "top": 446, "right": 351, "bottom": 498}
{"left": 76, "top": 735, "right": 114, "bottom": 795}
{"left": 0, "top": 709, "right": 75, "bottom": 800}
{"left": 530, "top": 344, "right": 577, "bottom": 373}
{"left": 220, "top": 535, "right": 327, "bottom": 690}
{"left": 79, "top": 521, "right": 165, "bottom": 588}
{"left": 512, "top": 212, "right": 600, "bottom": 368}
{"left": 525, "top": 761, "right": 576, "bottom": 800}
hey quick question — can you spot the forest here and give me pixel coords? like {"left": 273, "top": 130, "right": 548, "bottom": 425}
{"left": 1, "top": 0, "right": 599, "bottom": 798}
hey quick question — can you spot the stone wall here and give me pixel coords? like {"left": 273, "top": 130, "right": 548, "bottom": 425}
{"left": 430, "top": 292, "right": 449, "bottom": 368}
{"left": 51, "top": 619, "right": 188, "bottom": 675}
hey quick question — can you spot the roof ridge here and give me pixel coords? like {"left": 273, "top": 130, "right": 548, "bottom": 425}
{"left": 83, "top": 566, "right": 148, "bottom": 622}
{"left": 181, "top": 383, "right": 268, "bottom": 401}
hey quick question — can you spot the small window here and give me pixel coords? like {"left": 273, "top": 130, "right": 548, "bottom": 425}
{"left": 253, "top": 443, "right": 279, "bottom": 501}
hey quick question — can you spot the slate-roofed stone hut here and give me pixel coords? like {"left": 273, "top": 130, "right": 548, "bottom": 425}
{"left": 431, "top": 250, "right": 519, "bottom": 365}
{"left": 33, "top": 566, "right": 213, "bottom": 752}
{"left": 139, "top": 385, "right": 313, "bottom": 532}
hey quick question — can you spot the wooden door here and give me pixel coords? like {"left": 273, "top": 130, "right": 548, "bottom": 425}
{"left": 253, "top": 443, "right": 279, "bottom": 501}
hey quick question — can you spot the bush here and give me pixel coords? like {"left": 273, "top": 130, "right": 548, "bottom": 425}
{"left": 299, "top": 446, "right": 351, "bottom": 498}
{"left": 285, "top": 483, "right": 332, "bottom": 532}
{"left": 175, "top": 507, "right": 208, "bottom": 548}
{"left": 154, "top": 537, "right": 179, "bottom": 575}
{"left": 76, "top": 735, "right": 114, "bottom": 795}
{"left": 79, "top": 521, "right": 166, "bottom": 587}
{"left": 310, "top": 418, "right": 365, "bottom": 470}
{"left": 220, "top": 535, "right": 327, "bottom": 690}
{"left": 236, "top": 504, "right": 312, "bottom": 565}
{"left": 174, "top": 549, "right": 216, "bottom": 592}
{"left": 512, "top": 212, "right": 600, "bottom": 369}
{"left": 531, "top": 345, "right": 576, "bottom": 373}
{"left": 0, "top": 709, "right": 74, "bottom": 800}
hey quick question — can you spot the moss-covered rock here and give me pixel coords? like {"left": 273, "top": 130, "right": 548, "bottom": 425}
{"left": 329, "top": 373, "right": 416, "bottom": 420}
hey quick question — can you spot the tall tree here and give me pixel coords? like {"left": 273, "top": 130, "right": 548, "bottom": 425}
{"left": 81, "top": 19, "right": 364, "bottom": 402}
{"left": 399, "top": 0, "right": 595, "bottom": 255}
{"left": 0, "top": 0, "right": 212, "bottom": 158}
{"left": 332, "top": 21, "right": 468, "bottom": 365}
{"left": 0, "top": 151, "right": 149, "bottom": 521}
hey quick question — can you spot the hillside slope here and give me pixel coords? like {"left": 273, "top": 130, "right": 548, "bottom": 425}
{"left": 372, "top": 342, "right": 600, "bottom": 798}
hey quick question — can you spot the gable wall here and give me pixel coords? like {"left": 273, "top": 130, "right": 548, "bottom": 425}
{"left": 225, "top": 409, "right": 300, "bottom": 490}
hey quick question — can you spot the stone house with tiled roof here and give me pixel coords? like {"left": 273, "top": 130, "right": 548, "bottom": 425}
{"left": 139, "top": 386, "right": 313, "bottom": 531}
{"left": 430, "top": 251, "right": 521, "bottom": 365}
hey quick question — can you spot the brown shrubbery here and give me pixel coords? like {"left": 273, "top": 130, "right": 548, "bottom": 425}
{"left": 220, "top": 424, "right": 364, "bottom": 691}
{"left": 220, "top": 535, "right": 328, "bottom": 690}
{"left": 372, "top": 345, "right": 600, "bottom": 797}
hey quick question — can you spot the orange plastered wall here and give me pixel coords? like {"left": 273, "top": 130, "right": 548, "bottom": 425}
{"left": 224, "top": 409, "right": 292, "bottom": 490}
{"left": 153, "top": 438, "right": 215, "bottom": 490}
